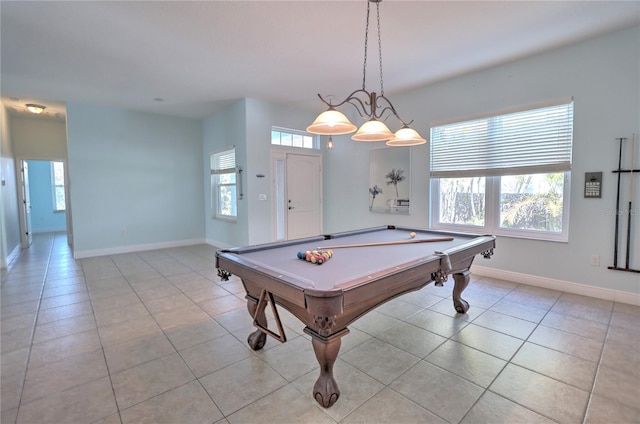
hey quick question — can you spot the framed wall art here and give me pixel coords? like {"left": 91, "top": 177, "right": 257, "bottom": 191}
{"left": 369, "top": 147, "right": 411, "bottom": 215}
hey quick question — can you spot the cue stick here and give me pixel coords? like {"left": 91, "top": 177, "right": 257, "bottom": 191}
{"left": 319, "top": 237, "right": 454, "bottom": 249}
{"left": 613, "top": 137, "right": 624, "bottom": 268}
{"left": 626, "top": 133, "right": 635, "bottom": 269}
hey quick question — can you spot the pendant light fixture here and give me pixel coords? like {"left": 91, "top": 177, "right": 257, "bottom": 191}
{"left": 326, "top": 135, "right": 335, "bottom": 150}
{"left": 306, "top": 0, "right": 426, "bottom": 146}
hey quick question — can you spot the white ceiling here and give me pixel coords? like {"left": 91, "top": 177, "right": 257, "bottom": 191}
{"left": 2, "top": 1, "right": 639, "bottom": 120}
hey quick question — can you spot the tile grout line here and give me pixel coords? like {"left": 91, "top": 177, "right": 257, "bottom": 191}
{"left": 158, "top": 247, "right": 346, "bottom": 422}
{"left": 12, "top": 234, "right": 55, "bottom": 424}
{"left": 464, "top": 286, "right": 615, "bottom": 424}
{"left": 107, "top": 250, "right": 230, "bottom": 420}
{"left": 476, "top": 286, "right": 568, "bottom": 424}
{"left": 425, "top": 276, "right": 526, "bottom": 424}
{"left": 80, "top": 253, "right": 128, "bottom": 424}
{"left": 151, "top": 247, "right": 299, "bottom": 422}
{"left": 336, "top": 276, "right": 516, "bottom": 423}
{"left": 580, "top": 301, "right": 615, "bottom": 424}
{"left": 7, "top": 239, "right": 636, "bottom": 423}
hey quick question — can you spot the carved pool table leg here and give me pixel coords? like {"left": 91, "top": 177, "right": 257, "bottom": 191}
{"left": 452, "top": 270, "right": 471, "bottom": 313}
{"left": 311, "top": 336, "right": 341, "bottom": 408}
{"left": 246, "top": 298, "right": 267, "bottom": 350}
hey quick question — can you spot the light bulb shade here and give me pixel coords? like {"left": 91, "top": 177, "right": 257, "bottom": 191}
{"left": 26, "top": 104, "right": 46, "bottom": 114}
{"left": 307, "top": 110, "right": 357, "bottom": 135}
{"left": 386, "top": 127, "right": 427, "bottom": 146}
{"left": 351, "top": 119, "right": 394, "bottom": 142}
{"left": 326, "top": 136, "right": 335, "bottom": 150}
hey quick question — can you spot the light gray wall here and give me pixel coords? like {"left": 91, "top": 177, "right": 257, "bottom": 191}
{"left": 6, "top": 117, "right": 68, "bottom": 248}
{"left": 244, "top": 98, "right": 318, "bottom": 245}
{"left": 66, "top": 103, "right": 204, "bottom": 256}
{"left": 10, "top": 115, "right": 67, "bottom": 160}
{"left": 0, "top": 113, "right": 67, "bottom": 268}
{"left": 203, "top": 98, "right": 318, "bottom": 248}
{"left": 323, "top": 25, "right": 640, "bottom": 294}
{"left": 0, "top": 103, "right": 20, "bottom": 268}
{"left": 4, "top": 25, "right": 637, "bottom": 297}
{"left": 203, "top": 99, "right": 249, "bottom": 248}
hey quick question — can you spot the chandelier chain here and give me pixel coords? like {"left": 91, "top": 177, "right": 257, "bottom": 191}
{"left": 376, "top": 1, "right": 384, "bottom": 96}
{"left": 362, "top": 1, "right": 371, "bottom": 91}
{"left": 307, "top": 0, "right": 425, "bottom": 145}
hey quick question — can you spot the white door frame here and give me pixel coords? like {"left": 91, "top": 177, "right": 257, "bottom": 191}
{"left": 15, "top": 157, "right": 73, "bottom": 248}
{"left": 17, "top": 159, "right": 32, "bottom": 248}
{"left": 270, "top": 149, "right": 323, "bottom": 241}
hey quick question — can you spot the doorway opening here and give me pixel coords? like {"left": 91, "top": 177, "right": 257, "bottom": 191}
{"left": 271, "top": 151, "right": 322, "bottom": 241}
{"left": 17, "top": 159, "right": 72, "bottom": 249}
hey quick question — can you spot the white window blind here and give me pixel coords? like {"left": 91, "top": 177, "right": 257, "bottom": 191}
{"left": 211, "top": 148, "right": 236, "bottom": 174}
{"left": 430, "top": 102, "right": 573, "bottom": 178}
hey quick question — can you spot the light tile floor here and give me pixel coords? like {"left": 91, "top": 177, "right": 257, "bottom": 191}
{"left": 1, "top": 232, "right": 639, "bottom": 424}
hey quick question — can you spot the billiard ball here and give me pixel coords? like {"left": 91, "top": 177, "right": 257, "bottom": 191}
{"left": 410, "top": 232, "right": 416, "bottom": 238}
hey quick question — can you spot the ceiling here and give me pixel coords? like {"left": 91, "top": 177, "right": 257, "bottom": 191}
{"left": 2, "top": 1, "right": 638, "bottom": 120}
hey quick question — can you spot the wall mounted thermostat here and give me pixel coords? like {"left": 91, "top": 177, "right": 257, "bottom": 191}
{"left": 584, "top": 172, "right": 602, "bottom": 198}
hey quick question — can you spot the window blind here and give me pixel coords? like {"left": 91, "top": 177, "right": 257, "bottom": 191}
{"left": 430, "top": 102, "right": 573, "bottom": 178}
{"left": 211, "top": 148, "right": 236, "bottom": 175}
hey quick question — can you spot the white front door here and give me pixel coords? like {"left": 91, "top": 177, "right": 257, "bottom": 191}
{"left": 286, "top": 153, "right": 322, "bottom": 239}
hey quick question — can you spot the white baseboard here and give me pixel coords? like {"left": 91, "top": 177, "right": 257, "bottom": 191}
{"left": 73, "top": 238, "right": 205, "bottom": 259}
{"left": 205, "top": 238, "right": 236, "bottom": 250}
{"left": 471, "top": 265, "right": 640, "bottom": 306}
{"left": 1, "top": 243, "right": 21, "bottom": 270}
{"left": 32, "top": 228, "right": 66, "bottom": 234}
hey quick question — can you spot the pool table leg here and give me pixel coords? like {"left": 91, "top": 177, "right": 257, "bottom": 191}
{"left": 246, "top": 297, "right": 267, "bottom": 350}
{"left": 452, "top": 270, "right": 471, "bottom": 313}
{"left": 311, "top": 336, "right": 341, "bottom": 408}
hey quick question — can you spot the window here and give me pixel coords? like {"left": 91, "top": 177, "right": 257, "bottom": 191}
{"left": 52, "top": 161, "right": 66, "bottom": 211}
{"left": 211, "top": 148, "right": 237, "bottom": 220}
{"left": 271, "top": 127, "right": 317, "bottom": 149}
{"left": 430, "top": 101, "right": 573, "bottom": 241}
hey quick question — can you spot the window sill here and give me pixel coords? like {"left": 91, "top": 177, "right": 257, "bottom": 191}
{"left": 213, "top": 216, "right": 237, "bottom": 223}
{"left": 431, "top": 223, "right": 568, "bottom": 243}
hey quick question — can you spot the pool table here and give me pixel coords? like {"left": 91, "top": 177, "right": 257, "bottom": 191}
{"left": 216, "top": 226, "right": 495, "bottom": 408}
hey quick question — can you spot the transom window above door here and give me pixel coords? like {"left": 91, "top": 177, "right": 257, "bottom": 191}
{"left": 271, "top": 127, "right": 318, "bottom": 150}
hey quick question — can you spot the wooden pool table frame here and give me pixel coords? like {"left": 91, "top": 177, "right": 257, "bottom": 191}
{"left": 216, "top": 226, "right": 495, "bottom": 408}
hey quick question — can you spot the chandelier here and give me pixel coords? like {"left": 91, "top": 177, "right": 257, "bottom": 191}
{"left": 306, "top": 0, "right": 426, "bottom": 147}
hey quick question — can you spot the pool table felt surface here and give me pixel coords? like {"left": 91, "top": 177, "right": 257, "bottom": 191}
{"left": 220, "top": 227, "right": 490, "bottom": 292}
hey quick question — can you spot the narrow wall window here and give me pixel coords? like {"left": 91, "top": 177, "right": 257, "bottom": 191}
{"left": 211, "top": 148, "right": 237, "bottom": 220}
{"left": 52, "top": 161, "right": 66, "bottom": 212}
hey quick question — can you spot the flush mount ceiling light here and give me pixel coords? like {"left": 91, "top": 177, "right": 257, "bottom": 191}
{"left": 307, "top": 0, "right": 426, "bottom": 147}
{"left": 26, "top": 104, "right": 46, "bottom": 114}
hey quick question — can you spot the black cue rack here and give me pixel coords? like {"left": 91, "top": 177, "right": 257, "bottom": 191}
{"left": 608, "top": 136, "right": 640, "bottom": 273}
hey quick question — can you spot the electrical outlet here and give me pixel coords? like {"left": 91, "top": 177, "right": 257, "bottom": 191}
{"left": 589, "top": 255, "right": 600, "bottom": 266}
